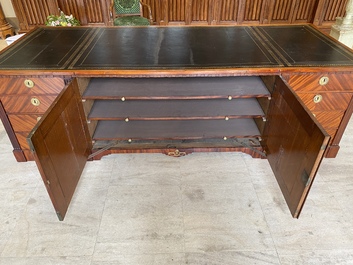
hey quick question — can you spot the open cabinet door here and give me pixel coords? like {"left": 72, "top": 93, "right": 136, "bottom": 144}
{"left": 264, "top": 76, "right": 330, "bottom": 218}
{"left": 27, "top": 79, "right": 92, "bottom": 221}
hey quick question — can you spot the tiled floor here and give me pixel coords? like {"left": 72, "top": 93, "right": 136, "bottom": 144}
{"left": 1, "top": 39, "right": 353, "bottom": 264}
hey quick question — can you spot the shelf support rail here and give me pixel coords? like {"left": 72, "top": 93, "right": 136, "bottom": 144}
{"left": 88, "top": 140, "right": 120, "bottom": 160}
{"left": 232, "top": 138, "right": 267, "bottom": 158}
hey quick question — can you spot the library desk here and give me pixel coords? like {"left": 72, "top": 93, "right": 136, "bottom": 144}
{"left": 1, "top": 24, "right": 353, "bottom": 220}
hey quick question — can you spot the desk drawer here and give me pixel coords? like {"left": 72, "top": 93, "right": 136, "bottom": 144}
{"left": 8, "top": 114, "right": 41, "bottom": 132}
{"left": 284, "top": 73, "right": 353, "bottom": 92}
{"left": 1, "top": 95, "right": 57, "bottom": 113}
{"left": 0, "top": 77, "right": 65, "bottom": 95}
{"left": 15, "top": 132, "right": 30, "bottom": 150}
{"left": 296, "top": 92, "right": 352, "bottom": 111}
{"left": 312, "top": 111, "right": 344, "bottom": 129}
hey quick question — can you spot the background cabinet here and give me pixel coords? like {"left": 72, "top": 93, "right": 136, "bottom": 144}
{"left": 11, "top": 0, "right": 348, "bottom": 33}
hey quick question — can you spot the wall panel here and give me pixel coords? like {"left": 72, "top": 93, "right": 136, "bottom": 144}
{"left": 218, "top": 0, "right": 239, "bottom": 22}
{"left": 11, "top": 0, "right": 348, "bottom": 32}
{"left": 243, "top": 0, "right": 264, "bottom": 22}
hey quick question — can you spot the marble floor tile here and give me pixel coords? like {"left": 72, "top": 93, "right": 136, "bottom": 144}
{"left": 279, "top": 250, "right": 353, "bottom": 265}
{"left": 0, "top": 162, "right": 39, "bottom": 190}
{"left": 243, "top": 155, "right": 277, "bottom": 184}
{"left": 185, "top": 251, "right": 280, "bottom": 265}
{"left": 326, "top": 180, "right": 353, "bottom": 220}
{"left": 318, "top": 157, "right": 353, "bottom": 183}
{"left": 91, "top": 249, "right": 185, "bottom": 265}
{"left": 182, "top": 184, "right": 275, "bottom": 252}
{"left": 182, "top": 183, "right": 263, "bottom": 216}
{"left": 0, "top": 180, "right": 105, "bottom": 257}
{"left": 0, "top": 187, "right": 35, "bottom": 254}
{"left": 96, "top": 185, "right": 185, "bottom": 254}
{"left": 0, "top": 256, "right": 92, "bottom": 265}
{"left": 254, "top": 178, "right": 347, "bottom": 223}
{"left": 179, "top": 152, "right": 251, "bottom": 185}
{"left": 254, "top": 181, "right": 353, "bottom": 255}
{"left": 272, "top": 227, "right": 353, "bottom": 256}
{"left": 109, "top": 153, "right": 182, "bottom": 186}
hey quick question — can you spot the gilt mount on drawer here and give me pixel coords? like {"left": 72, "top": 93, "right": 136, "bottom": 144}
{"left": 1, "top": 24, "right": 353, "bottom": 220}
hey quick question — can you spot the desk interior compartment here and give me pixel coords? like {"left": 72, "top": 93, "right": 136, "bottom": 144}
{"left": 82, "top": 76, "right": 271, "bottom": 147}
{"left": 27, "top": 75, "right": 330, "bottom": 221}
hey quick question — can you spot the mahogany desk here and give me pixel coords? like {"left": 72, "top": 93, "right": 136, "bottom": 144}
{"left": 1, "top": 24, "right": 353, "bottom": 220}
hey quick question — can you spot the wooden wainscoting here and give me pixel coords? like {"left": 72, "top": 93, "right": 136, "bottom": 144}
{"left": 11, "top": 0, "right": 110, "bottom": 32}
{"left": 11, "top": 0, "right": 348, "bottom": 33}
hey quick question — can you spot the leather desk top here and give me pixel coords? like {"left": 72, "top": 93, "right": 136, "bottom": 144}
{"left": 1, "top": 24, "right": 353, "bottom": 71}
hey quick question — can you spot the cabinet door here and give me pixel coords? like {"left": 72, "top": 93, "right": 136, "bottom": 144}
{"left": 264, "top": 76, "right": 330, "bottom": 218}
{"left": 27, "top": 79, "right": 92, "bottom": 221}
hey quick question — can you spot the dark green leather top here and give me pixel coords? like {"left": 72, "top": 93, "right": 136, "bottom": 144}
{"left": 1, "top": 25, "right": 353, "bottom": 70}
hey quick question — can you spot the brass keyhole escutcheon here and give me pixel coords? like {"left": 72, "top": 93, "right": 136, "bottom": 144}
{"left": 319, "top": 76, "right": 329, "bottom": 86}
{"left": 313, "top": 94, "right": 323, "bottom": 104}
{"left": 31, "top": 97, "right": 41, "bottom": 106}
{"left": 24, "top": 79, "right": 34, "bottom": 88}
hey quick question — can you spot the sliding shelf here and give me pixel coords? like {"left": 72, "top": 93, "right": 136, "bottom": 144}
{"left": 92, "top": 119, "right": 261, "bottom": 141}
{"left": 82, "top": 76, "right": 271, "bottom": 100}
{"left": 88, "top": 98, "right": 266, "bottom": 120}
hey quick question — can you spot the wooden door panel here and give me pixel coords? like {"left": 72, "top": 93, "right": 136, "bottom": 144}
{"left": 27, "top": 79, "right": 92, "bottom": 221}
{"left": 264, "top": 76, "right": 330, "bottom": 218}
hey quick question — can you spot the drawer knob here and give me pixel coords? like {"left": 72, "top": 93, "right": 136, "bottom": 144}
{"left": 24, "top": 79, "right": 35, "bottom": 88}
{"left": 31, "top": 97, "right": 41, "bottom": 106}
{"left": 313, "top": 94, "right": 323, "bottom": 104}
{"left": 319, "top": 76, "right": 329, "bottom": 86}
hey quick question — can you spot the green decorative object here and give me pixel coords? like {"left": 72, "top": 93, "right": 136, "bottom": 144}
{"left": 111, "top": 0, "right": 153, "bottom": 26}
{"left": 46, "top": 11, "right": 80, "bottom": 27}
{"left": 114, "top": 16, "right": 150, "bottom": 26}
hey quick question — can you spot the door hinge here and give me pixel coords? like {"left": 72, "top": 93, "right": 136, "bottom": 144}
{"left": 321, "top": 144, "right": 327, "bottom": 150}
